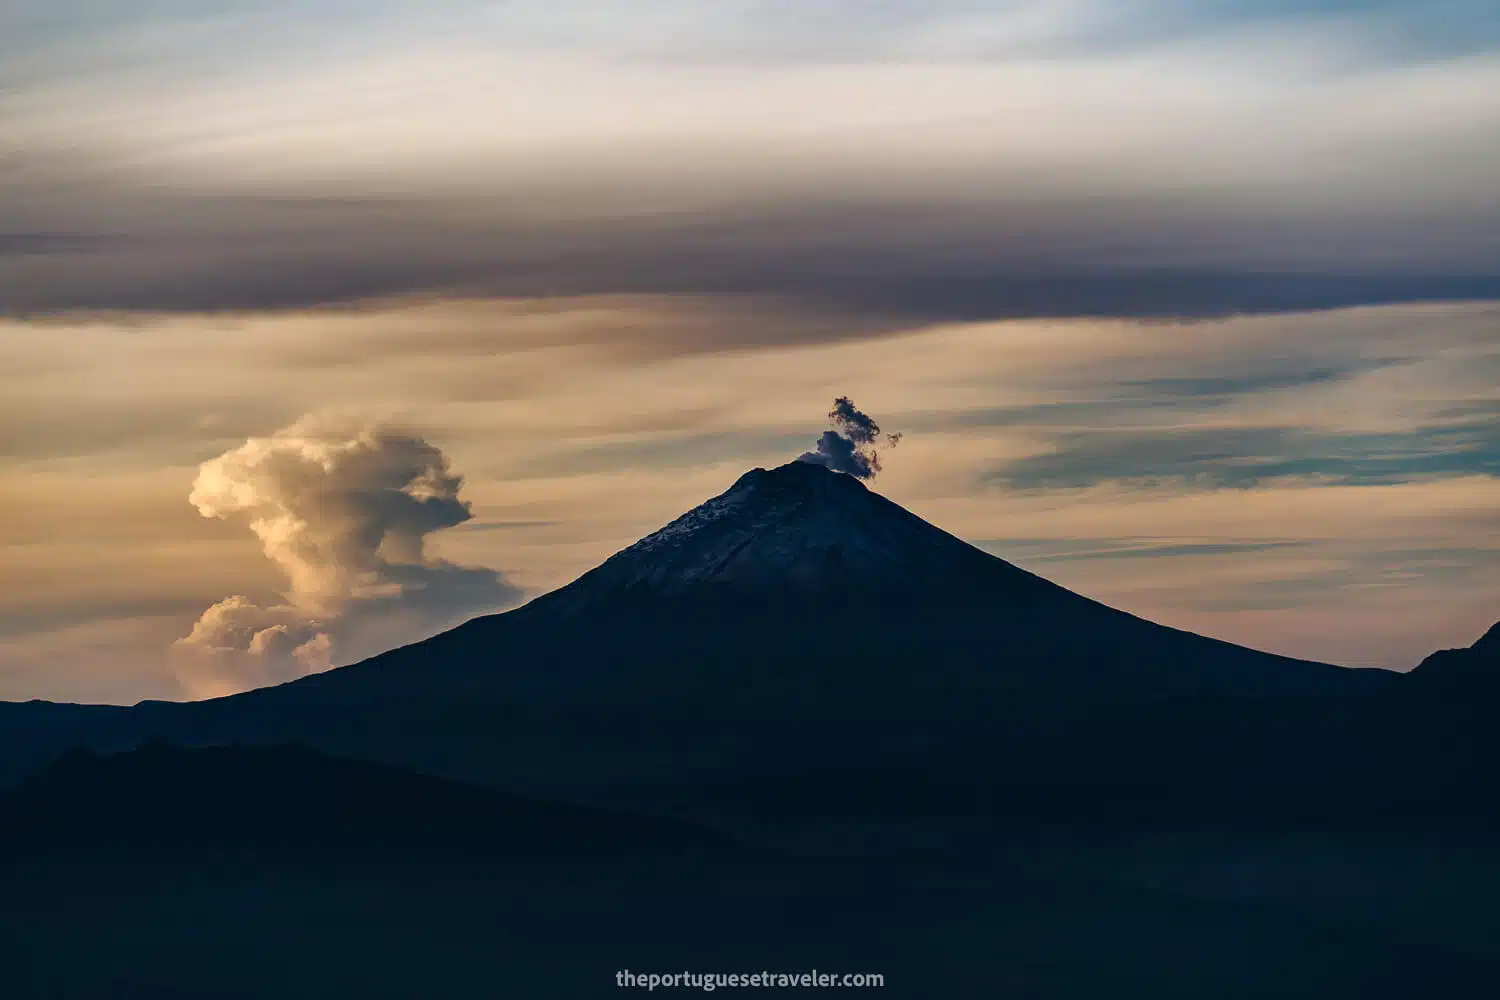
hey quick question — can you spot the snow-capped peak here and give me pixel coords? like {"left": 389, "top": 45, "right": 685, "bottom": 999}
{"left": 521, "top": 460, "right": 1035, "bottom": 618}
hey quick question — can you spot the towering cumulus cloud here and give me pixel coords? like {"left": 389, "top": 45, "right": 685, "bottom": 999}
{"left": 173, "top": 421, "right": 521, "bottom": 698}
{"left": 798, "top": 397, "right": 902, "bottom": 479}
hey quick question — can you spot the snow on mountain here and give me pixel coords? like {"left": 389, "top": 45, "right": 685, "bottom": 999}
{"left": 521, "top": 459, "right": 1052, "bottom": 617}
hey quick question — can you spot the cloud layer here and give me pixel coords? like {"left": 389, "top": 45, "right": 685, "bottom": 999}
{"left": 2, "top": 2, "right": 1498, "bottom": 320}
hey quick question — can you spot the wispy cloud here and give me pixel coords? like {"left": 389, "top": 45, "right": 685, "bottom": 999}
{"left": 976, "top": 538, "right": 1314, "bottom": 563}
{"left": 993, "top": 423, "right": 1500, "bottom": 490}
{"left": 3, "top": 3, "right": 1498, "bottom": 317}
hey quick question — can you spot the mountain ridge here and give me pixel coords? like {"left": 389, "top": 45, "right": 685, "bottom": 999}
{"left": 509, "top": 459, "right": 1097, "bottom": 624}
{"left": 0, "top": 458, "right": 1447, "bottom": 806}
{"left": 1406, "top": 619, "right": 1500, "bottom": 697}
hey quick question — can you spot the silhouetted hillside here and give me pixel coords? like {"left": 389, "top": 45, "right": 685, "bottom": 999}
{"left": 1407, "top": 621, "right": 1500, "bottom": 696}
{"left": 0, "top": 740, "right": 736, "bottom": 864}
{"left": 3, "top": 744, "right": 1498, "bottom": 1000}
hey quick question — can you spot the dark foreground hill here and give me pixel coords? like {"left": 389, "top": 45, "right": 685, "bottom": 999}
{"left": 2, "top": 742, "right": 1497, "bottom": 999}
{"left": 1407, "top": 620, "right": 1500, "bottom": 697}
{"left": 0, "top": 739, "right": 737, "bottom": 863}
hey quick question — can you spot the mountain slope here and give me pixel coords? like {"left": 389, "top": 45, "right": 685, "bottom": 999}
{"left": 1351, "top": 620, "right": 1500, "bottom": 814}
{"left": 347, "top": 459, "right": 1378, "bottom": 698}
{"left": 0, "top": 740, "right": 735, "bottom": 862}
{"left": 0, "top": 461, "right": 1388, "bottom": 801}
{"left": 1407, "top": 621, "right": 1500, "bottom": 696}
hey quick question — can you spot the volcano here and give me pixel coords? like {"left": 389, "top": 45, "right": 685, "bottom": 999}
{"left": 340, "top": 459, "right": 1376, "bottom": 695}
{"left": 0, "top": 461, "right": 1390, "bottom": 801}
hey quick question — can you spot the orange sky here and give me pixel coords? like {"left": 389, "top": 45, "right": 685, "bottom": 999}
{"left": 2, "top": 298, "right": 1497, "bottom": 702}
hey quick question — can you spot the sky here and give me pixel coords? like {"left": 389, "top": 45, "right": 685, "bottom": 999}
{"left": 1, "top": 1, "right": 1498, "bottom": 702}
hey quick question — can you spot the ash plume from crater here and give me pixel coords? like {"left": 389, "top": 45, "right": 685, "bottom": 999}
{"left": 172, "top": 420, "right": 522, "bottom": 698}
{"left": 798, "top": 396, "right": 902, "bottom": 479}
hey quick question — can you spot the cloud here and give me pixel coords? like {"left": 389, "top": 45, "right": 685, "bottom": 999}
{"left": 174, "top": 596, "right": 333, "bottom": 696}
{"left": 172, "top": 420, "right": 522, "bottom": 696}
{"left": 976, "top": 537, "right": 1313, "bottom": 564}
{"left": 3, "top": 189, "right": 1498, "bottom": 321}
{"left": 186, "top": 423, "right": 478, "bottom": 609}
{"left": 798, "top": 397, "right": 902, "bottom": 479}
{"left": 991, "top": 423, "right": 1500, "bottom": 491}
{"left": 2, "top": 6, "right": 1499, "bottom": 320}
{"left": 9, "top": 2, "right": 1499, "bottom": 75}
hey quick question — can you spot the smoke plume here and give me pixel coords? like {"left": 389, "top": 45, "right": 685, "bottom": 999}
{"left": 798, "top": 396, "right": 902, "bottom": 479}
{"left": 173, "top": 420, "right": 522, "bottom": 697}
